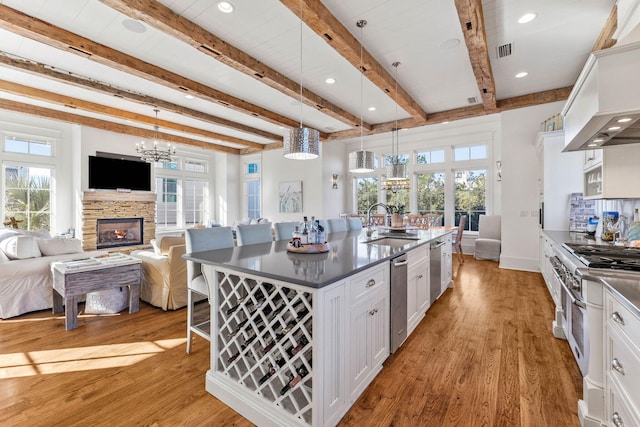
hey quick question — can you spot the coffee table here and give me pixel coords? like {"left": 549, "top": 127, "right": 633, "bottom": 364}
{"left": 51, "top": 253, "right": 142, "bottom": 330}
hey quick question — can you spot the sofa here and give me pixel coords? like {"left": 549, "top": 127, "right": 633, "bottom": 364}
{"left": 130, "top": 235, "right": 190, "bottom": 310}
{"left": 0, "top": 227, "right": 107, "bottom": 319}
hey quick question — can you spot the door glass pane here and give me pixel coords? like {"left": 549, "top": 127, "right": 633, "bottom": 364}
{"left": 454, "top": 168, "right": 486, "bottom": 231}
{"left": 3, "top": 165, "right": 51, "bottom": 230}
{"left": 356, "top": 177, "right": 378, "bottom": 215}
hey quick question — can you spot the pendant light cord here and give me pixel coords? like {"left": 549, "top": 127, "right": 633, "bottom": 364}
{"left": 298, "top": 0, "right": 303, "bottom": 127}
{"left": 357, "top": 20, "right": 366, "bottom": 152}
{"left": 393, "top": 62, "right": 400, "bottom": 162}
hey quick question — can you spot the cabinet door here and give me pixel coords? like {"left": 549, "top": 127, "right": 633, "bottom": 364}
{"left": 416, "top": 261, "right": 430, "bottom": 314}
{"left": 407, "top": 267, "right": 419, "bottom": 334}
{"left": 348, "top": 296, "right": 372, "bottom": 402}
{"left": 370, "top": 288, "right": 389, "bottom": 369}
{"left": 441, "top": 235, "right": 452, "bottom": 291}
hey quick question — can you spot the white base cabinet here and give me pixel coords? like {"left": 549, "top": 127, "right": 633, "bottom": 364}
{"left": 604, "top": 289, "right": 640, "bottom": 427}
{"left": 441, "top": 234, "right": 452, "bottom": 294}
{"left": 407, "top": 245, "right": 430, "bottom": 335}
{"left": 347, "top": 264, "right": 389, "bottom": 404}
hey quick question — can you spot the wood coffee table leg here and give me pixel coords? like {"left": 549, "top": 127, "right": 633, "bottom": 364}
{"left": 52, "top": 289, "right": 64, "bottom": 314}
{"left": 65, "top": 296, "right": 80, "bottom": 330}
{"left": 129, "top": 283, "right": 140, "bottom": 313}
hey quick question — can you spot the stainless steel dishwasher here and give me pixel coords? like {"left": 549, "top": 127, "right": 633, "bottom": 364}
{"left": 390, "top": 253, "right": 408, "bottom": 353}
{"left": 430, "top": 239, "right": 445, "bottom": 305}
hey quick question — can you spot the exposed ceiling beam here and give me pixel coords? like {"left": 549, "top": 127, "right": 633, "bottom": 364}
{"left": 592, "top": 4, "right": 618, "bottom": 51}
{"left": 0, "top": 79, "right": 264, "bottom": 150}
{"left": 279, "top": 0, "right": 428, "bottom": 123}
{"left": 0, "top": 53, "right": 281, "bottom": 142}
{"left": 454, "top": 0, "right": 497, "bottom": 111}
{"left": 0, "top": 4, "right": 329, "bottom": 137}
{"left": 0, "top": 98, "right": 240, "bottom": 154}
{"left": 99, "top": 0, "right": 369, "bottom": 132}
{"left": 325, "top": 86, "right": 572, "bottom": 141}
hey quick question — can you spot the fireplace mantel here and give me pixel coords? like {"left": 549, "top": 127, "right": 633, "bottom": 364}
{"left": 83, "top": 191, "right": 156, "bottom": 202}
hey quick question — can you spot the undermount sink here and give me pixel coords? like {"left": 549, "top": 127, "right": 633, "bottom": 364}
{"left": 364, "top": 237, "right": 419, "bottom": 248}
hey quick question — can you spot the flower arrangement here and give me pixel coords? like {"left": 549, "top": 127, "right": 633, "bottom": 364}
{"left": 389, "top": 205, "right": 406, "bottom": 215}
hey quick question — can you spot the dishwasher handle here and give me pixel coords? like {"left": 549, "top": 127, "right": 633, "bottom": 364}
{"left": 393, "top": 259, "right": 409, "bottom": 267}
{"left": 431, "top": 241, "right": 446, "bottom": 249}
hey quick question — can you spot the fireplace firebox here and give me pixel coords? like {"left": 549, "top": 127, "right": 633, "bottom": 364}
{"left": 96, "top": 218, "right": 143, "bottom": 249}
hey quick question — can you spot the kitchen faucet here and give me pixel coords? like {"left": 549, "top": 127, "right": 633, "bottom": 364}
{"left": 366, "top": 203, "right": 391, "bottom": 227}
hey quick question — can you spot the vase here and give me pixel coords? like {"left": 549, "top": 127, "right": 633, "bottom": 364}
{"left": 391, "top": 213, "right": 403, "bottom": 228}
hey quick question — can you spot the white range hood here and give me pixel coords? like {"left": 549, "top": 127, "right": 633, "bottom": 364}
{"left": 562, "top": 40, "right": 640, "bottom": 151}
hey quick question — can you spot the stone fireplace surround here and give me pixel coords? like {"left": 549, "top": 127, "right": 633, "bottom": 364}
{"left": 82, "top": 191, "right": 155, "bottom": 251}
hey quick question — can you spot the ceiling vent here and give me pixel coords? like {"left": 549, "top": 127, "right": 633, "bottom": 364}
{"left": 467, "top": 96, "right": 478, "bottom": 104}
{"left": 496, "top": 42, "right": 513, "bottom": 58}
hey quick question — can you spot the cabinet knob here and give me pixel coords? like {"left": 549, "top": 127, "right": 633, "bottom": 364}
{"left": 366, "top": 279, "right": 376, "bottom": 288}
{"left": 368, "top": 308, "right": 378, "bottom": 316}
{"left": 611, "top": 358, "right": 625, "bottom": 375}
{"left": 612, "top": 412, "right": 624, "bottom": 427}
{"left": 417, "top": 274, "right": 423, "bottom": 279}
{"left": 611, "top": 312, "right": 625, "bottom": 326}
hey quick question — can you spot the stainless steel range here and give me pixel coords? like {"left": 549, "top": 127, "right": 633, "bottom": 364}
{"left": 554, "top": 242, "right": 640, "bottom": 426}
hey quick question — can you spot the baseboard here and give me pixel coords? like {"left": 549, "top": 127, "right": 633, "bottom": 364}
{"left": 499, "top": 256, "right": 540, "bottom": 272}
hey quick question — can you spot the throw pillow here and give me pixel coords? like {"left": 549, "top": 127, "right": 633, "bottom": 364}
{"left": 0, "top": 235, "right": 42, "bottom": 260}
{"left": 0, "top": 249, "right": 9, "bottom": 263}
{"left": 37, "top": 238, "right": 83, "bottom": 256}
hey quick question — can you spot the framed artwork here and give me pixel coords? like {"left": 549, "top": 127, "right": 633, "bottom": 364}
{"left": 279, "top": 181, "right": 303, "bottom": 213}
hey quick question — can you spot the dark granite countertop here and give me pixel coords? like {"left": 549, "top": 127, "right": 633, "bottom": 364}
{"left": 184, "top": 228, "right": 453, "bottom": 289}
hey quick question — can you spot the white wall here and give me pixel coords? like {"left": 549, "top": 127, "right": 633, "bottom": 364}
{"left": 499, "top": 101, "right": 564, "bottom": 271}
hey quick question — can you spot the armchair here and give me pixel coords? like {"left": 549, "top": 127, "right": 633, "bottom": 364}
{"left": 474, "top": 215, "right": 501, "bottom": 261}
{"left": 130, "top": 236, "right": 188, "bottom": 311}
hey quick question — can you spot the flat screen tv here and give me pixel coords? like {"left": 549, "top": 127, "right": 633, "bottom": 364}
{"left": 88, "top": 155, "right": 151, "bottom": 191}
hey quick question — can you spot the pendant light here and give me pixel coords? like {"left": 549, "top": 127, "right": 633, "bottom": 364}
{"left": 283, "top": 0, "right": 320, "bottom": 160}
{"left": 387, "top": 62, "right": 407, "bottom": 180}
{"left": 349, "top": 20, "right": 377, "bottom": 173}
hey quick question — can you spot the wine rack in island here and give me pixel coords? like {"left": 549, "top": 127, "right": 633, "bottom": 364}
{"left": 216, "top": 271, "right": 314, "bottom": 424}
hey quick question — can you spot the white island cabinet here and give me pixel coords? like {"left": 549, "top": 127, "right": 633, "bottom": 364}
{"left": 185, "top": 229, "right": 453, "bottom": 427}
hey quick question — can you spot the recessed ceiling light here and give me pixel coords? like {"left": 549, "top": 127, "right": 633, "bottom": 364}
{"left": 518, "top": 13, "right": 537, "bottom": 24}
{"left": 515, "top": 71, "right": 528, "bottom": 78}
{"left": 439, "top": 38, "right": 460, "bottom": 50}
{"left": 587, "top": 143, "right": 598, "bottom": 147}
{"left": 608, "top": 126, "right": 621, "bottom": 131}
{"left": 185, "top": 94, "right": 194, "bottom": 99}
{"left": 368, "top": 106, "right": 376, "bottom": 111}
{"left": 217, "top": 1, "right": 234, "bottom": 13}
{"left": 442, "top": 121, "right": 449, "bottom": 124}
{"left": 617, "top": 117, "right": 632, "bottom": 123}
{"left": 593, "top": 138, "right": 604, "bottom": 143}
{"left": 325, "top": 77, "right": 336, "bottom": 84}
{"left": 122, "top": 19, "right": 146, "bottom": 33}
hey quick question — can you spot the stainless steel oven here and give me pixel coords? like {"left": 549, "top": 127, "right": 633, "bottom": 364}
{"left": 550, "top": 251, "right": 589, "bottom": 376}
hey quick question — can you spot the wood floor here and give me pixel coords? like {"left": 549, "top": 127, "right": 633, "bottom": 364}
{"left": 0, "top": 256, "right": 582, "bottom": 426}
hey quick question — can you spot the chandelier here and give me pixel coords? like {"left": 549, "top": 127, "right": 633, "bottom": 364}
{"left": 136, "top": 109, "right": 176, "bottom": 163}
{"left": 381, "top": 178, "right": 410, "bottom": 193}
{"left": 348, "top": 19, "right": 377, "bottom": 173}
{"left": 283, "top": 0, "right": 320, "bottom": 160}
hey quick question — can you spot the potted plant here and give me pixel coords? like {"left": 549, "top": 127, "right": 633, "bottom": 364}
{"left": 389, "top": 205, "right": 406, "bottom": 227}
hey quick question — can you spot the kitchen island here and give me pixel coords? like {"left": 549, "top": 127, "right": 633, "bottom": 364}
{"left": 184, "top": 227, "right": 453, "bottom": 427}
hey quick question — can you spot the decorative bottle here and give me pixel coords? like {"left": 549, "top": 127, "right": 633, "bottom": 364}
{"left": 309, "top": 216, "right": 317, "bottom": 244}
{"left": 292, "top": 226, "right": 302, "bottom": 248}
{"left": 301, "top": 216, "right": 309, "bottom": 244}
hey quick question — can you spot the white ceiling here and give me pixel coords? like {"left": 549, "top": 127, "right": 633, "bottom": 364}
{"left": 0, "top": 0, "right": 616, "bottom": 151}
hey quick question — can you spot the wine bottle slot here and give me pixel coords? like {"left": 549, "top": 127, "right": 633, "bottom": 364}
{"left": 279, "top": 364, "right": 310, "bottom": 395}
{"left": 285, "top": 335, "right": 309, "bottom": 358}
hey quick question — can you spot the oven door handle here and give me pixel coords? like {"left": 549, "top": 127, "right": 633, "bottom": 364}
{"left": 558, "top": 277, "right": 586, "bottom": 309}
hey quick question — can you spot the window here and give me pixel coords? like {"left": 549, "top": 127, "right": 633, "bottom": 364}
{"left": 154, "top": 156, "right": 209, "bottom": 229}
{"left": 416, "top": 172, "right": 445, "bottom": 218}
{"left": 384, "top": 153, "right": 409, "bottom": 166}
{"left": 355, "top": 177, "right": 378, "bottom": 214}
{"left": 454, "top": 144, "right": 487, "bottom": 161}
{"left": 247, "top": 179, "right": 261, "bottom": 219}
{"left": 385, "top": 187, "right": 409, "bottom": 212}
{"left": 416, "top": 149, "right": 445, "bottom": 165}
{"left": 184, "top": 180, "right": 206, "bottom": 227}
{"left": 156, "top": 177, "right": 178, "bottom": 227}
{"left": 454, "top": 168, "right": 487, "bottom": 231}
{"left": 3, "top": 164, "right": 52, "bottom": 230}
{"left": 4, "top": 136, "right": 52, "bottom": 157}
{"left": 247, "top": 162, "right": 260, "bottom": 174}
